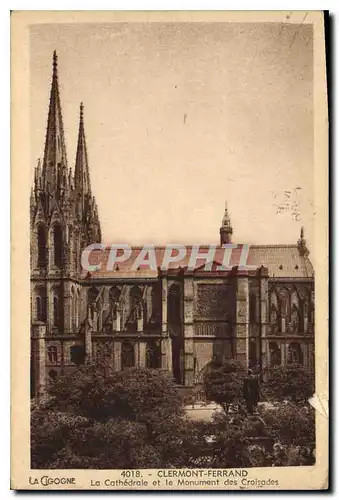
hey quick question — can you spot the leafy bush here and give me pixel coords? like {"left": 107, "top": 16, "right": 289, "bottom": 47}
{"left": 263, "top": 364, "right": 314, "bottom": 403}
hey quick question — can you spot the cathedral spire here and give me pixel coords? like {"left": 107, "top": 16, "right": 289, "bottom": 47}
{"left": 74, "top": 102, "right": 92, "bottom": 198}
{"left": 219, "top": 201, "right": 233, "bottom": 245}
{"left": 42, "top": 51, "right": 68, "bottom": 192}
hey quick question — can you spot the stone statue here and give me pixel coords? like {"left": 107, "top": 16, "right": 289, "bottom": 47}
{"left": 243, "top": 369, "right": 261, "bottom": 414}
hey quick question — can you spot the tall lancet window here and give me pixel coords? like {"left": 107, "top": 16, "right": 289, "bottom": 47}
{"left": 53, "top": 224, "right": 63, "bottom": 267}
{"left": 35, "top": 287, "right": 46, "bottom": 322}
{"left": 37, "top": 225, "right": 47, "bottom": 268}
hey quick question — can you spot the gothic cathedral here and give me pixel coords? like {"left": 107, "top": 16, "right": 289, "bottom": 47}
{"left": 30, "top": 53, "right": 315, "bottom": 398}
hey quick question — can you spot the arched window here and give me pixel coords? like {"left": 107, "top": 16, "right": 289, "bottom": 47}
{"left": 121, "top": 341, "right": 135, "bottom": 369}
{"left": 146, "top": 339, "right": 161, "bottom": 369}
{"left": 35, "top": 288, "right": 46, "bottom": 322}
{"left": 70, "top": 345, "right": 85, "bottom": 366}
{"left": 288, "top": 342, "right": 303, "bottom": 365}
{"left": 269, "top": 342, "right": 281, "bottom": 366}
{"left": 37, "top": 225, "right": 47, "bottom": 268}
{"left": 109, "top": 286, "right": 121, "bottom": 303}
{"left": 249, "top": 293, "right": 257, "bottom": 323}
{"left": 47, "top": 346, "right": 58, "bottom": 364}
{"left": 131, "top": 286, "right": 142, "bottom": 309}
{"left": 291, "top": 304, "right": 302, "bottom": 333}
{"left": 150, "top": 284, "right": 161, "bottom": 326}
{"left": 168, "top": 283, "right": 181, "bottom": 324}
{"left": 270, "top": 303, "right": 279, "bottom": 324}
{"left": 53, "top": 224, "right": 63, "bottom": 267}
{"left": 126, "top": 286, "right": 142, "bottom": 331}
{"left": 36, "top": 296, "right": 42, "bottom": 321}
{"left": 279, "top": 288, "right": 291, "bottom": 322}
{"left": 88, "top": 286, "right": 99, "bottom": 304}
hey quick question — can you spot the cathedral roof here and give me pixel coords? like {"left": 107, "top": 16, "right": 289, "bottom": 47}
{"left": 247, "top": 245, "right": 314, "bottom": 278}
{"left": 81, "top": 244, "right": 314, "bottom": 280}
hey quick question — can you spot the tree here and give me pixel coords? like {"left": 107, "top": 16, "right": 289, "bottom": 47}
{"left": 203, "top": 358, "right": 245, "bottom": 413}
{"left": 263, "top": 364, "right": 314, "bottom": 403}
{"left": 31, "top": 407, "right": 90, "bottom": 469}
{"left": 260, "top": 403, "right": 315, "bottom": 450}
{"left": 31, "top": 365, "right": 188, "bottom": 469}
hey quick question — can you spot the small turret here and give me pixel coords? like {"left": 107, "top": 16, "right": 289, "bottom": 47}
{"left": 297, "top": 226, "right": 309, "bottom": 256}
{"left": 219, "top": 201, "right": 233, "bottom": 245}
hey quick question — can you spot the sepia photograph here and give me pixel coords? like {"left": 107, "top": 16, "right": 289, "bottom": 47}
{"left": 11, "top": 10, "right": 328, "bottom": 490}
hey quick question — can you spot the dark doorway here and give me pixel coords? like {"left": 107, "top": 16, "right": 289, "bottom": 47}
{"left": 121, "top": 341, "right": 135, "bottom": 369}
{"left": 146, "top": 339, "right": 161, "bottom": 369}
{"left": 70, "top": 345, "right": 86, "bottom": 366}
{"left": 171, "top": 334, "right": 184, "bottom": 384}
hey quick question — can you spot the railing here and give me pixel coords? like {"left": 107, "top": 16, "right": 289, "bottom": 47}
{"left": 194, "top": 322, "right": 231, "bottom": 337}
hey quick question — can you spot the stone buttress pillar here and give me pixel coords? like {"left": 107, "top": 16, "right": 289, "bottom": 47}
{"left": 85, "top": 326, "right": 92, "bottom": 362}
{"left": 259, "top": 267, "right": 269, "bottom": 371}
{"left": 301, "top": 342, "right": 308, "bottom": 369}
{"left": 113, "top": 309, "right": 121, "bottom": 332}
{"left": 183, "top": 276, "right": 194, "bottom": 386}
{"left": 281, "top": 341, "right": 286, "bottom": 366}
{"left": 161, "top": 276, "right": 172, "bottom": 371}
{"left": 63, "top": 281, "right": 72, "bottom": 333}
{"left": 139, "top": 341, "right": 147, "bottom": 368}
{"left": 46, "top": 281, "right": 53, "bottom": 334}
{"left": 235, "top": 273, "right": 249, "bottom": 368}
{"left": 114, "top": 341, "right": 121, "bottom": 371}
{"left": 33, "top": 324, "right": 46, "bottom": 398}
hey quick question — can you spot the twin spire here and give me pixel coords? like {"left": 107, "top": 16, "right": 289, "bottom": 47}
{"left": 32, "top": 51, "right": 101, "bottom": 242}
{"left": 42, "top": 50, "right": 91, "bottom": 199}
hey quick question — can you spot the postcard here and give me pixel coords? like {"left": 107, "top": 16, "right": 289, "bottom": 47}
{"left": 11, "top": 10, "right": 328, "bottom": 490}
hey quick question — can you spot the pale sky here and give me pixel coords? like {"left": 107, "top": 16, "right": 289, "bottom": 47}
{"left": 30, "top": 22, "right": 314, "bottom": 252}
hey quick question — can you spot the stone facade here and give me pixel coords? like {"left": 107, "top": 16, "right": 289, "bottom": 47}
{"left": 30, "top": 53, "right": 315, "bottom": 398}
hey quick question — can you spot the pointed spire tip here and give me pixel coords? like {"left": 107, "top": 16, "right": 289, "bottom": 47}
{"left": 80, "top": 102, "right": 84, "bottom": 121}
{"left": 52, "top": 50, "right": 58, "bottom": 77}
